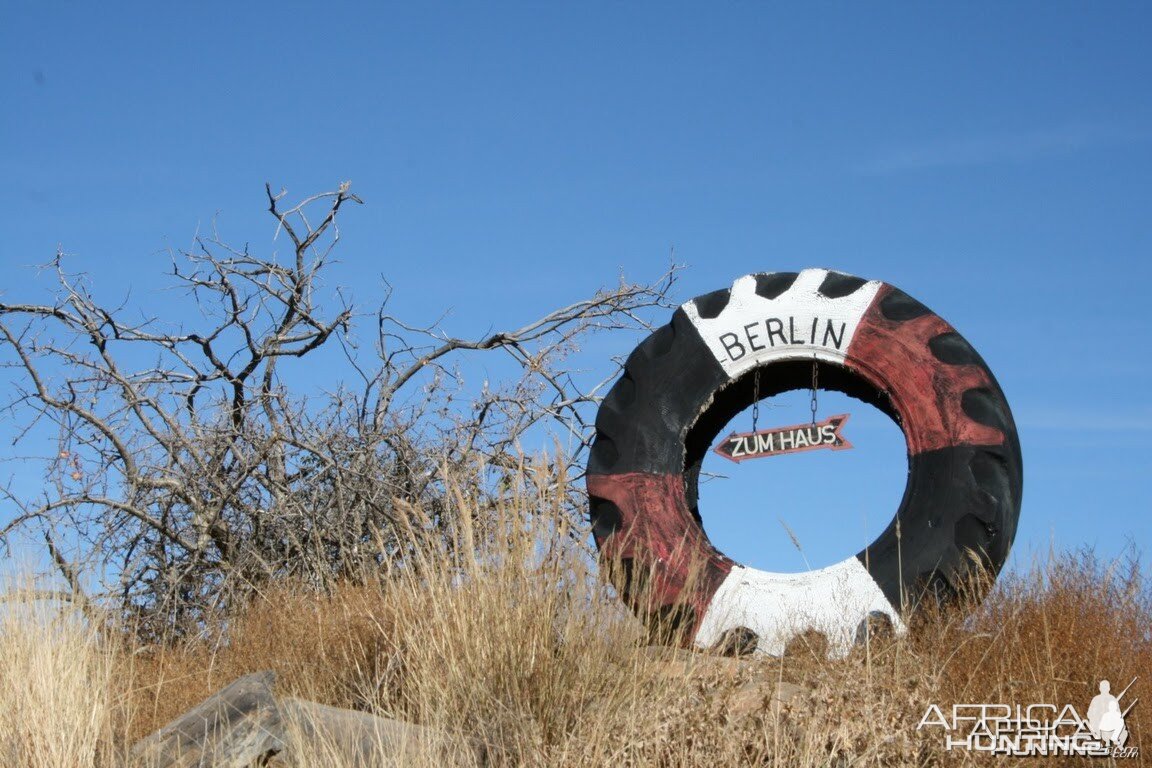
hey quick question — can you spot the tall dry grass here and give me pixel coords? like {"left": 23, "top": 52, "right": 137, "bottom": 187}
{"left": 0, "top": 584, "right": 121, "bottom": 767}
{"left": 1, "top": 460, "right": 1149, "bottom": 766}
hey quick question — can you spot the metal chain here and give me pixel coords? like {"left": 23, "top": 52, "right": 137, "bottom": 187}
{"left": 752, "top": 367, "right": 760, "bottom": 431}
{"left": 810, "top": 354, "right": 819, "bottom": 425}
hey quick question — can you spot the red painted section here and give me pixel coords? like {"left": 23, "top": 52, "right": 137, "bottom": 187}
{"left": 586, "top": 472, "right": 733, "bottom": 640}
{"left": 847, "top": 285, "right": 1004, "bottom": 455}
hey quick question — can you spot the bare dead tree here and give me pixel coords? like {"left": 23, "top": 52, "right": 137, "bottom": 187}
{"left": 0, "top": 183, "right": 676, "bottom": 638}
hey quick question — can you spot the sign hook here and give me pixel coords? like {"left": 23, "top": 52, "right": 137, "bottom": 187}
{"left": 751, "top": 366, "right": 760, "bottom": 432}
{"left": 810, "top": 354, "right": 819, "bottom": 426}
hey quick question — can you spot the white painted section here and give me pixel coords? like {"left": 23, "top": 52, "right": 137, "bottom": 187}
{"left": 681, "top": 268, "right": 882, "bottom": 378}
{"left": 684, "top": 269, "right": 899, "bottom": 656}
{"left": 693, "top": 557, "right": 906, "bottom": 657}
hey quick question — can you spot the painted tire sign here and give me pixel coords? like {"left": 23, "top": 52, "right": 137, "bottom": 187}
{"left": 586, "top": 268, "right": 1023, "bottom": 657}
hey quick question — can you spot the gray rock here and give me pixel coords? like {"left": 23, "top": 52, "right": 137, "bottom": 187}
{"left": 128, "top": 670, "right": 283, "bottom": 768}
{"left": 127, "top": 670, "right": 481, "bottom": 767}
{"left": 276, "top": 698, "right": 479, "bottom": 767}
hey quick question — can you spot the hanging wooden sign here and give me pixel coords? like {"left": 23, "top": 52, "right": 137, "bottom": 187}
{"left": 713, "top": 414, "right": 853, "bottom": 463}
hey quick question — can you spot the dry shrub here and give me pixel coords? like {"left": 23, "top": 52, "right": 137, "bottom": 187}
{"left": 123, "top": 582, "right": 399, "bottom": 741}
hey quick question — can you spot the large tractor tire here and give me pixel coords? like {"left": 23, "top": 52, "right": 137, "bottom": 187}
{"left": 586, "top": 268, "right": 1022, "bottom": 656}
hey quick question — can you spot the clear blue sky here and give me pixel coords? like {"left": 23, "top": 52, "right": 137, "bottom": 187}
{"left": 2, "top": 2, "right": 1149, "bottom": 577}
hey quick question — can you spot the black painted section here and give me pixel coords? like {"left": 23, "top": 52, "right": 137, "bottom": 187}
{"left": 879, "top": 288, "right": 931, "bottom": 322}
{"left": 588, "top": 307, "right": 728, "bottom": 475}
{"left": 818, "top": 272, "right": 868, "bottom": 299}
{"left": 753, "top": 272, "right": 799, "bottom": 300}
{"left": 589, "top": 496, "right": 623, "bottom": 540}
{"left": 854, "top": 611, "right": 895, "bottom": 645}
{"left": 713, "top": 626, "right": 759, "bottom": 656}
{"left": 928, "top": 332, "right": 980, "bottom": 365}
{"left": 855, "top": 442, "right": 1022, "bottom": 611}
{"left": 693, "top": 288, "right": 731, "bottom": 319}
{"left": 962, "top": 387, "right": 1012, "bottom": 434}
